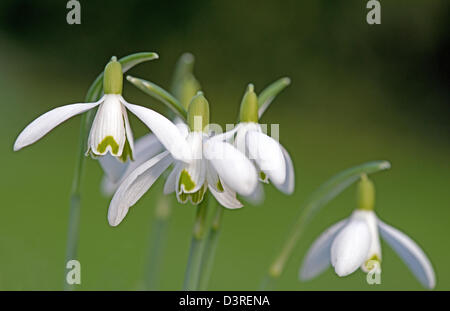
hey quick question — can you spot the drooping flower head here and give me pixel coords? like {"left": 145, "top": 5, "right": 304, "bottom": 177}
{"left": 14, "top": 56, "right": 189, "bottom": 164}
{"left": 233, "top": 84, "right": 295, "bottom": 199}
{"left": 300, "top": 175, "right": 436, "bottom": 289}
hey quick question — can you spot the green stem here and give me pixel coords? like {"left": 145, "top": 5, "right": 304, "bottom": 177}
{"left": 263, "top": 160, "right": 391, "bottom": 289}
{"left": 144, "top": 195, "right": 172, "bottom": 290}
{"left": 198, "top": 203, "right": 224, "bottom": 290}
{"left": 183, "top": 195, "right": 209, "bottom": 291}
{"left": 63, "top": 110, "right": 94, "bottom": 291}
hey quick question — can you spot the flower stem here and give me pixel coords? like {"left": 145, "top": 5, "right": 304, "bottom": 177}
{"left": 63, "top": 111, "right": 94, "bottom": 291}
{"left": 262, "top": 160, "right": 391, "bottom": 289}
{"left": 144, "top": 195, "right": 172, "bottom": 290}
{"left": 183, "top": 195, "right": 209, "bottom": 291}
{"left": 198, "top": 203, "right": 224, "bottom": 290}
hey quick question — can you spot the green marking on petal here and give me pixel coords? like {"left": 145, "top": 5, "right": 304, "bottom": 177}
{"left": 259, "top": 171, "right": 269, "bottom": 183}
{"left": 97, "top": 136, "right": 119, "bottom": 155}
{"left": 216, "top": 179, "right": 224, "bottom": 192}
{"left": 365, "top": 255, "right": 381, "bottom": 271}
{"left": 180, "top": 169, "right": 196, "bottom": 192}
{"left": 190, "top": 184, "right": 207, "bottom": 204}
{"left": 118, "top": 138, "right": 133, "bottom": 162}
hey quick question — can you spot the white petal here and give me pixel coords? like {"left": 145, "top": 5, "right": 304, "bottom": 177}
{"left": 378, "top": 219, "right": 436, "bottom": 289}
{"left": 246, "top": 130, "right": 286, "bottom": 186}
{"left": 243, "top": 182, "right": 265, "bottom": 205}
{"left": 88, "top": 95, "right": 126, "bottom": 156}
{"left": 173, "top": 118, "right": 190, "bottom": 138}
{"left": 99, "top": 154, "right": 129, "bottom": 184}
{"left": 163, "top": 162, "right": 182, "bottom": 194}
{"left": 209, "top": 123, "right": 242, "bottom": 143}
{"left": 206, "top": 163, "right": 243, "bottom": 209}
{"left": 273, "top": 145, "right": 295, "bottom": 195}
{"left": 209, "top": 183, "right": 243, "bottom": 209}
{"left": 121, "top": 103, "right": 135, "bottom": 155}
{"left": 351, "top": 210, "right": 382, "bottom": 272}
{"left": 299, "top": 219, "right": 347, "bottom": 281}
{"left": 108, "top": 151, "right": 173, "bottom": 226}
{"left": 14, "top": 99, "right": 102, "bottom": 151}
{"left": 178, "top": 133, "right": 206, "bottom": 193}
{"left": 100, "top": 133, "right": 165, "bottom": 195}
{"left": 122, "top": 100, "right": 191, "bottom": 162}
{"left": 204, "top": 139, "right": 258, "bottom": 196}
{"left": 331, "top": 218, "right": 371, "bottom": 277}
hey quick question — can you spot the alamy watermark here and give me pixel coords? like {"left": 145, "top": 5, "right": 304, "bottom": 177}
{"left": 366, "top": 0, "right": 381, "bottom": 25}
{"left": 66, "top": 259, "right": 81, "bottom": 285}
{"left": 66, "top": 0, "right": 81, "bottom": 25}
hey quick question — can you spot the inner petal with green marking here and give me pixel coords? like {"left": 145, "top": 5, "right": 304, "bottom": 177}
{"left": 179, "top": 169, "right": 196, "bottom": 192}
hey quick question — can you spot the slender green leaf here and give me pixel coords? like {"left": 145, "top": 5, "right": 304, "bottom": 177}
{"left": 258, "top": 77, "right": 291, "bottom": 118}
{"left": 127, "top": 75, "right": 187, "bottom": 120}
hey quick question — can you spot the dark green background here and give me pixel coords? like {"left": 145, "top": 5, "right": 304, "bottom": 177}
{"left": 0, "top": 0, "right": 448, "bottom": 290}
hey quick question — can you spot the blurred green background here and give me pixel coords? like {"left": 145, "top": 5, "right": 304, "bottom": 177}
{"left": 0, "top": 0, "right": 449, "bottom": 290}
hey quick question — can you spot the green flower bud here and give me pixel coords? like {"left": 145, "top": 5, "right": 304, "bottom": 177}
{"left": 187, "top": 91, "right": 210, "bottom": 132}
{"left": 103, "top": 56, "right": 123, "bottom": 94}
{"left": 357, "top": 174, "right": 375, "bottom": 211}
{"left": 239, "top": 84, "right": 258, "bottom": 123}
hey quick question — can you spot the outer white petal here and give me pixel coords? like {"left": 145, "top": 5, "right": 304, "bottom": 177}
{"left": 242, "top": 182, "right": 265, "bottom": 205}
{"left": 204, "top": 139, "right": 258, "bottom": 196}
{"left": 299, "top": 219, "right": 347, "bottom": 281}
{"left": 273, "top": 145, "right": 295, "bottom": 195}
{"left": 206, "top": 163, "right": 243, "bottom": 209}
{"left": 88, "top": 95, "right": 126, "bottom": 156}
{"left": 173, "top": 118, "right": 190, "bottom": 138}
{"left": 121, "top": 102, "right": 135, "bottom": 155}
{"left": 14, "top": 99, "right": 102, "bottom": 151}
{"left": 351, "top": 210, "right": 382, "bottom": 272}
{"left": 378, "top": 219, "right": 436, "bottom": 289}
{"left": 164, "top": 162, "right": 182, "bottom": 194}
{"left": 100, "top": 133, "right": 165, "bottom": 195}
{"left": 99, "top": 154, "right": 129, "bottom": 184}
{"left": 108, "top": 151, "right": 173, "bottom": 227}
{"left": 122, "top": 100, "right": 191, "bottom": 162}
{"left": 331, "top": 218, "right": 371, "bottom": 277}
{"left": 234, "top": 122, "right": 258, "bottom": 154}
{"left": 246, "top": 130, "right": 286, "bottom": 186}
{"left": 209, "top": 183, "right": 243, "bottom": 209}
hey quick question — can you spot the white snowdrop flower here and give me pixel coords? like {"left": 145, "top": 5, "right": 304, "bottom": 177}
{"left": 107, "top": 92, "right": 259, "bottom": 226}
{"left": 13, "top": 57, "right": 189, "bottom": 163}
{"left": 225, "top": 84, "right": 294, "bottom": 201}
{"left": 300, "top": 175, "right": 436, "bottom": 289}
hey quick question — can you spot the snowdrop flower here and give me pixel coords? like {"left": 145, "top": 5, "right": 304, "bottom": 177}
{"left": 107, "top": 92, "right": 259, "bottom": 226}
{"left": 14, "top": 57, "right": 189, "bottom": 163}
{"left": 229, "top": 84, "right": 294, "bottom": 199}
{"left": 300, "top": 175, "right": 436, "bottom": 289}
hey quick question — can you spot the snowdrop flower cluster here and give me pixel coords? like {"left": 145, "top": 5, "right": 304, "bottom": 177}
{"left": 300, "top": 175, "right": 436, "bottom": 289}
{"left": 107, "top": 92, "right": 267, "bottom": 226}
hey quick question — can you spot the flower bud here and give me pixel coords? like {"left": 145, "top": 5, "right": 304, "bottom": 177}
{"left": 239, "top": 84, "right": 258, "bottom": 123}
{"left": 357, "top": 174, "right": 375, "bottom": 211}
{"left": 187, "top": 92, "right": 210, "bottom": 132}
{"left": 103, "top": 56, "right": 123, "bottom": 94}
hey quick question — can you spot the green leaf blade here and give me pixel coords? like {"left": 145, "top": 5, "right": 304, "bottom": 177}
{"left": 258, "top": 77, "right": 291, "bottom": 118}
{"left": 127, "top": 75, "right": 187, "bottom": 120}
